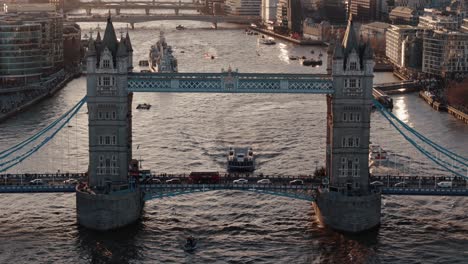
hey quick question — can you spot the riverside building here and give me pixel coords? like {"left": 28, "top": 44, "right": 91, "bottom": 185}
{"left": 385, "top": 25, "right": 422, "bottom": 68}
{"left": 225, "top": 0, "right": 262, "bottom": 16}
{"left": 422, "top": 29, "right": 468, "bottom": 78}
{"left": 0, "top": 4, "right": 63, "bottom": 87}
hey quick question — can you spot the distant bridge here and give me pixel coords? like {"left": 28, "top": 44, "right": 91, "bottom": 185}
{"left": 77, "top": 1, "right": 206, "bottom": 16}
{"left": 66, "top": 14, "right": 260, "bottom": 28}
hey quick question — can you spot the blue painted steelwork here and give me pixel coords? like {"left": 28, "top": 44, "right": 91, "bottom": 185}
{"left": 374, "top": 99, "right": 467, "bottom": 179}
{"left": 128, "top": 72, "right": 334, "bottom": 94}
{"left": 382, "top": 188, "right": 468, "bottom": 196}
{"left": 0, "top": 97, "right": 87, "bottom": 173}
{"left": 0, "top": 185, "right": 76, "bottom": 193}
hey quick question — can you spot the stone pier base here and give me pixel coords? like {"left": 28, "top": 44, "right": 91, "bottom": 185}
{"left": 76, "top": 189, "right": 144, "bottom": 231}
{"left": 313, "top": 190, "right": 381, "bottom": 233}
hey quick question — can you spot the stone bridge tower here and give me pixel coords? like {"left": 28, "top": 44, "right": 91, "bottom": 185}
{"left": 314, "top": 17, "right": 381, "bottom": 233}
{"left": 76, "top": 15, "right": 144, "bottom": 231}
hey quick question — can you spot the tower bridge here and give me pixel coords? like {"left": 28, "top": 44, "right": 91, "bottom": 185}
{"left": 0, "top": 15, "right": 467, "bottom": 234}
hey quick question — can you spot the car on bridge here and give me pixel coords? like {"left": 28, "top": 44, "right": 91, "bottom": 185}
{"left": 149, "top": 178, "right": 162, "bottom": 184}
{"left": 289, "top": 180, "right": 304, "bottom": 185}
{"left": 436, "top": 181, "right": 453, "bottom": 188}
{"left": 394, "top": 182, "right": 407, "bottom": 187}
{"left": 370, "top": 181, "right": 384, "bottom": 187}
{"left": 166, "top": 178, "right": 181, "bottom": 184}
{"left": 233, "top": 178, "right": 248, "bottom": 184}
{"left": 257, "top": 179, "right": 272, "bottom": 185}
{"left": 63, "top": 179, "right": 79, "bottom": 185}
{"left": 29, "top": 179, "right": 44, "bottom": 185}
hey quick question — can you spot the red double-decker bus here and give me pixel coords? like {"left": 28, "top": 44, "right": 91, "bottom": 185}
{"left": 189, "top": 172, "right": 220, "bottom": 184}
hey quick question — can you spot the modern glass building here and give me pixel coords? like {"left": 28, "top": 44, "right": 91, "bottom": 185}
{"left": 0, "top": 22, "right": 43, "bottom": 87}
{"left": 0, "top": 10, "right": 63, "bottom": 87}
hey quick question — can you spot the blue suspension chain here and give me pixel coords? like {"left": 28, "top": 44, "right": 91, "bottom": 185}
{"left": 0, "top": 97, "right": 87, "bottom": 160}
{"left": 373, "top": 99, "right": 467, "bottom": 165}
{"left": 376, "top": 104, "right": 466, "bottom": 179}
{"left": 0, "top": 99, "right": 86, "bottom": 173}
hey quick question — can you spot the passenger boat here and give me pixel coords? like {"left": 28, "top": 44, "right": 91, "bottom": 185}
{"left": 227, "top": 147, "right": 255, "bottom": 172}
{"left": 136, "top": 103, "right": 151, "bottom": 110}
{"left": 176, "top": 25, "right": 185, "bottom": 30}
{"left": 149, "top": 31, "right": 178, "bottom": 73}
{"left": 369, "top": 144, "right": 388, "bottom": 161}
{"left": 260, "top": 38, "right": 276, "bottom": 45}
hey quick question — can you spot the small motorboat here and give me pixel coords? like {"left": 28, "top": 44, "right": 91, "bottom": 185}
{"left": 180, "top": 51, "right": 185, "bottom": 53}
{"left": 184, "top": 237, "right": 197, "bottom": 252}
{"left": 253, "top": 32, "right": 259, "bottom": 35}
{"left": 301, "top": 56, "right": 306, "bottom": 60}
{"left": 138, "top": 60, "right": 149, "bottom": 67}
{"left": 136, "top": 103, "right": 151, "bottom": 110}
{"left": 289, "top": 55, "right": 299, "bottom": 60}
{"left": 302, "top": 59, "right": 322, "bottom": 66}
{"left": 176, "top": 25, "right": 185, "bottom": 30}
{"left": 261, "top": 38, "right": 276, "bottom": 45}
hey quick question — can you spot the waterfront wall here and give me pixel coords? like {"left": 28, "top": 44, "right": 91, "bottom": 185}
{"left": 0, "top": 69, "right": 81, "bottom": 123}
{"left": 76, "top": 189, "right": 144, "bottom": 231}
{"left": 313, "top": 191, "right": 381, "bottom": 233}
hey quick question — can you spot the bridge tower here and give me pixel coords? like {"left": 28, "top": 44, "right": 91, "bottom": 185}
{"left": 76, "top": 15, "right": 143, "bottom": 231}
{"left": 314, "top": 16, "right": 381, "bottom": 233}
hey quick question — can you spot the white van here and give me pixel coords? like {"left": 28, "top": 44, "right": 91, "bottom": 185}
{"left": 437, "top": 181, "right": 453, "bottom": 188}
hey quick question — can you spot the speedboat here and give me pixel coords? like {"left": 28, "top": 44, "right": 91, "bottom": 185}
{"left": 260, "top": 38, "right": 276, "bottom": 45}
{"left": 302, "top": 59, "right": 322, "bottom": 66}
{"left": 228, "top": 147, "right": 255, "bottom": 172}
{"left": 369, "top": 144, "right": 388, "bottom": 162}
{"left": 136, "top": 103, "right": 151, "bottom": 110}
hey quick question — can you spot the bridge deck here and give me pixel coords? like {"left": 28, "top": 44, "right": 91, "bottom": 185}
{"left": 127, "top": 72, "right": 334, "bottom": 93}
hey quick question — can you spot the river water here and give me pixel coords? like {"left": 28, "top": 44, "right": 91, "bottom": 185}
{"left": 0, "top": 20, "right": 467, "bottom": 263}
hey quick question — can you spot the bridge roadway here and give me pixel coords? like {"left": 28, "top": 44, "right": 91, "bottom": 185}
{"left": 67, "top": 14, "right": 260, "bottom": 25}
{"left": 1, "top": 183, "right": 468, "bottom": 198}
{"left": 2, "top": 173, "right": 466, "bottom": 185}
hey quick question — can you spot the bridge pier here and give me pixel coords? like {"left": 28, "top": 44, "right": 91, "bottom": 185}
{"left": 145, "top": 8, "right": 150, "bottom": 15}
{"left": 212, "top": 22, "right": 217, "bottom": 29}
{"left": 116, "top": 8, "right": 120, "bottom": 15}
{"left": 130, "top": 22, "right": 135, "bottom": 30}
{"left": 86, "top": 8, "right": 92, "bottom": 16}
{"left": 175, "top": 8, "right": 179, "bottom": 15}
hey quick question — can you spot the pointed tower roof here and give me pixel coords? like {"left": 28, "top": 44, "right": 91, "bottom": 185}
{"left": 125, "top": 31, "right": 133, "bottom": 52}
{"left": 86, "top": 37, "right": 96, "bottom": 57}
{"left": 333, "top": 42, "right": 344, "bottom": 59}
{"left": 101, "top": 13, "right": 118, "bottom": 57}
{"left": 117, "top": 37, "right": 128, "bottom": 57}
{"left": 96, "top": 31, "right": 102, "bottom": 42}
{"left": 342, "top": 14, "right": 359, "bottom": 55}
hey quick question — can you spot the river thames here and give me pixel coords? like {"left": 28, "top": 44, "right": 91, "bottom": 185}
{"left": 0, "top": 20, "right": 467, "bottom": 263}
